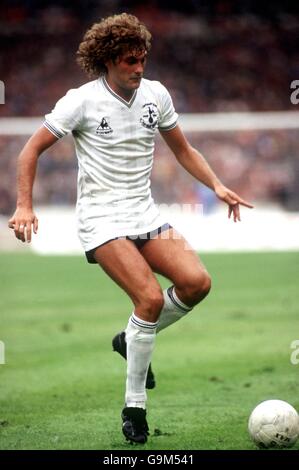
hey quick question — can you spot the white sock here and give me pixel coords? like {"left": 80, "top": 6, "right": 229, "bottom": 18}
{"left": 157, "top": 286, "right": 192, "bottom": 333}
{"left": 125, "top": 312, "right": 158, "bottom": 409}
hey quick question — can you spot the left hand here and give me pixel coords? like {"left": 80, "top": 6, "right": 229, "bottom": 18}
{"left": 214, "top": 184, "right": 254, "bottom": 222}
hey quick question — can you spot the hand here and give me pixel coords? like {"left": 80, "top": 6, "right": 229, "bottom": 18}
{"left": 214, "top": 184, "right": 254, "bottom": 222}
{"left": 8, "top": 208, "right": 38, "bottom": 243}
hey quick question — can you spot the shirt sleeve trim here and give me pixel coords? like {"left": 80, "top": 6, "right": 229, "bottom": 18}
{"left": 43, "top": 120, "right": 65, "bottom": 139}
{"left": 158, "top": 120, "right": 178, "bottom": 131}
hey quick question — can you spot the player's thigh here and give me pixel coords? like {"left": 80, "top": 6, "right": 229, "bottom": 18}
{"left": 140, "top": 228, "right": 209, "bottom": 289}
{"left": 93, "top": 238, "right": 162, "bottom": 307}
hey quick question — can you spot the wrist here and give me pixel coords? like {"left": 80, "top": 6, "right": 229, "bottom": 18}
{"left": 212, "top": 179, "right": 223, "bottom": 192}
{"left": 17, "top": 201, "right": 33, "bottom": 210}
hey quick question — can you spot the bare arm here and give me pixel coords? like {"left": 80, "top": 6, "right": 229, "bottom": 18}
{"left": 160, "top": 125, "right": 254, "bottom": 221}
{"left": 8, "top": 126, "right": 58, "bottom": 242}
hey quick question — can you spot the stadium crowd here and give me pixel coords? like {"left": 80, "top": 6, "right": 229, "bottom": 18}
{"left": 1, "top": 128, "right": 298, "bottom": 216}
{"left": 1, "top": 2, "right": 298, "bottom": 115}
{"left": 1, "top": 1, "right": 299, "bottom": 214}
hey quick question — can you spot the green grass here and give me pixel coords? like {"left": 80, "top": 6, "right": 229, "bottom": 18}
{"left": 0, "top": 251, "right": 299, "bottom": 450}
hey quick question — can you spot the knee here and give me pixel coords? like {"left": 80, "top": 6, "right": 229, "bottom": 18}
{"left": 183, "top": 271, "right": 212, "bottom": 305}
{"left": 201, "top": 272, "right": 212, "bottom": 297}
{"left": 135, "top": 287, "right": 164, "bottom": 322}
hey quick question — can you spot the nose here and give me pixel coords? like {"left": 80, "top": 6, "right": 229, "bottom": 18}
{"left": 135, "top": 60, "right": 144, "bottom": 75}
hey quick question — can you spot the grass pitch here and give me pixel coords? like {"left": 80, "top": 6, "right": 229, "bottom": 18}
{"left": 0, "top": 251, "right": 298, "bottom": 450}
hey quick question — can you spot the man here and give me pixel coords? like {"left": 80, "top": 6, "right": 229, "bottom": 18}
{"left": 8, "top": 13, "right": 253, "bottom": 444}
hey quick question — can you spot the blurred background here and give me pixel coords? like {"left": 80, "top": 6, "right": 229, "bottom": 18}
{"left": 1, "top": 0, "right": 299, "bottom": 252}
{"left": 2, "top": 2, "right": 299, "bottom": 452}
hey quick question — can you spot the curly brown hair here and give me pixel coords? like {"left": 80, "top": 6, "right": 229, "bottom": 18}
{"left": 77, "top": 13, "right": 152, "bottom": 77}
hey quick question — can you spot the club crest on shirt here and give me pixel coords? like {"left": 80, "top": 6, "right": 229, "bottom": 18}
{"left": 140, "top": 103, "right": 158, "bottom": 129}
{"left": 96, "top": 117, "right": 113, "bottom": 134}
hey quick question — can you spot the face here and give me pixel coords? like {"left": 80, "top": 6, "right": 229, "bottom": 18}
{"left": 105, "top": 50, "right": 147, "bottom": 96}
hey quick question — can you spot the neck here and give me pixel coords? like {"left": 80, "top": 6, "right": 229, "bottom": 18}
{"left": 104, "top": 75, "right": 135, "bottom": 102}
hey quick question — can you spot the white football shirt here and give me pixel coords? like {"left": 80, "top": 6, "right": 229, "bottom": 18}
{"left": 44, "top": 76, "right": 178, "bottom": 251}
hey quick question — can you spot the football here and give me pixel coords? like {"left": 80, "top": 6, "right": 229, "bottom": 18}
{"left": 248, "top": 399, "right": 299, "bottom": 448}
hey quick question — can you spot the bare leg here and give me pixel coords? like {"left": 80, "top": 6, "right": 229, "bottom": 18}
{"left": 94, "top": 239, "right": 163, "bottom": 410}
{"left": 140, "top": 227, "right": 211, "bottom": 307}
{"left": 94, "top": 238, "right": 163, "bottom": 321}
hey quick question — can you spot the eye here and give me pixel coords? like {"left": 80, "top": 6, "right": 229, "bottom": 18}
{"left": 125, "top": 56, "right": 146, "bottom": 65}
{"left": 127, "top": 58, "right": 137, "bottom": 65}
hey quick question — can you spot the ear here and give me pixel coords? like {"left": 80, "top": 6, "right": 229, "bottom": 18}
{"left": 105, "top": 57, "right": 119, "bottom": 72}
{"left": 105, "top": 59, "right": 113, "bottom": 71}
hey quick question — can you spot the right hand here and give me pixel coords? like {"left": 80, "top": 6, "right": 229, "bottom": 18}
{"left": 8, "top": 208, "right": 38, "bottom": 243}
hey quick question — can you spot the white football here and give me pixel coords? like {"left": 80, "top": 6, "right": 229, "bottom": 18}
{"left": 248, "top": 399, "right": 299, "bottom": 448}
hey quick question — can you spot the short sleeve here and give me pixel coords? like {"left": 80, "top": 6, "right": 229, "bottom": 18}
{"left": 44, "top": 89, "right": 84, "bottom": 139}
{"left": 157, "top": 83, "right": 178, "bottom": 131}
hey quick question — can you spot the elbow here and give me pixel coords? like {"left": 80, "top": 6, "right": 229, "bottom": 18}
{"left": 175, "top": 143, "right": 195, "bottom": 164}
